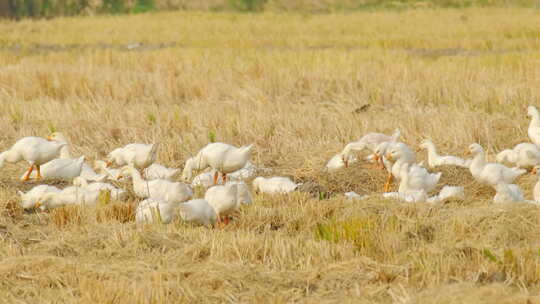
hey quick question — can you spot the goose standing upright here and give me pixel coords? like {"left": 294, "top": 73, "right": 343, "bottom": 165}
{"left": 419, "top": 139, "right": 470, "bottom": 168}
{"left": 0, "top": 136, "right": 67, "bottom": 181}
{"left": 182, "top": 143, "right": 253, "bottom": 185}
{"left": 384, "top": 142, "right": 416, "bottom": 192}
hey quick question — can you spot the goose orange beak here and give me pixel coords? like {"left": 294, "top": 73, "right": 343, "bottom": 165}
{"left": 46, "top": 135, "right": 53, "bottom": 141}
{"left": 35, "top": 201, "right": 42, "bottom": 209}
{"left": 386, "top": 154, "right": 393, "bottom": 161}
{"left": 105, "top": 161, "right": 112, "bottom": 168}
{"left": 464, "top": 149, "right": 470, "bottom": 156}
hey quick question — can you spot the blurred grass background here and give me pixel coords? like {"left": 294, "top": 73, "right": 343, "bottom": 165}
{"left": 0, "top": 0, "right": 537, "bottom": 19}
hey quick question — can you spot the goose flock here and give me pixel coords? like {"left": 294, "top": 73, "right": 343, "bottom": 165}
{"left": 3, "top": 105, "right": 540, "bottom": 227}
{"left": 328, "top": 105, "right": 540, "bottom": 204}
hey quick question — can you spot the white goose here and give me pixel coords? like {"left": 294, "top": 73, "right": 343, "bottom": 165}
{"left": 426, "top": 186, "right": 465, "bottom": 204}
{"left": 0, "top": 136, "right": 67, "bottom": 181}
{"left": 107, "top": 143, "right": 158, "bottom": 170}
{"left": 325, "top": 153, "right": 358, "bottom": 172}
{"left": 20, "top": 155, "right": 85, "bottom": 181}
{"left": 35, "top": 186, "right": 100, "bottom": 210}
{"left": 384, "top": 142, "right": 416, "bottom": 192}
{"left": 47, "top": 132, "right": 106, "bottom": 182}
{"left": 419, "top": 139, "right": 470, "bottom": 168}
{"left": 527, "top": 105, "right": 540, "bottom": 148}
{"left": 252, "top": 176, "right": 300, "bottom": 194}
{"left": 205, "top": 183, "right": 240, "bottom": 226}
{"left": 496, "top": 143, "right": 540, "bottom": 170}
{"left": 19, "top": 185, "right": 61, "bottom": 209}
{"left": 135, "top": 198, "right": 177, "bottom": 224}
{"left": 398, "top": 162, "right": 441, "bottom": 194}
{"left": 340, "top": 129, "right": 400, "bottom": 168}
{"left": 384, "top": 185, "right": 464, "bottom": 204}
{"left": 182, "top": 142, "right": 254, "bottom": 185}
{"left": 178, "top": 199, "right": 218, "bottom": 227}
{"left": 119, "top": 165, "right": 193, "bottom": 203}
{"left": 493, "top": 183, "right": 526, "bottom": 203}
{"left": 468, "top": 143, "right": 526, "bottom": 188}
{"left": 144, "top": 163, "right": 179, "bottom": 181}
{"left": 73, "top": 176, "right": 128, "bottom": 201}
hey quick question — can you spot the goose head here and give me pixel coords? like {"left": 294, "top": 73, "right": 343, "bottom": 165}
{"left": 34, "top": 192, "right": 57, "bottom": 210}
{"left": 467, "top": 143, "right": 484, "bottom": 156}
{"left": 385, "top": 143, "right": 410, "bottom": 162}
{"left": 47, "top": 132, "right": 68, "bottom": 142}
{"left": 106, "top": 148, "right": 124, "bottom": 167}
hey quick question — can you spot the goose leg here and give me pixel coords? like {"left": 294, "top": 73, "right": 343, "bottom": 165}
{"left": 36, "top": 165, "right": 42, "bottom": 180}
{"left": 377, "top": 158, "right": 386, "bottom": 170}
{"left": 213, "top": 171, "right": 219, "bottom": 185}
{"left": 222, "top": 173, "right": 227, "bottom": 184}
{"left": 217, "top": 214, "right": 227, "bottom": 228}
{"left": 383, "top": 173, "right": 393, "bottom": 192}
{"left": 222, "top": 216, "right": 230, "bottom": 225}
{"left": 22, "top": 165, "right": 35, "bottom": 181}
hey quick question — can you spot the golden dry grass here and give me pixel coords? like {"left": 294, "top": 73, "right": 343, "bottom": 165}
{"left": 1, "top": 8, "right": 540, "bottom": 302}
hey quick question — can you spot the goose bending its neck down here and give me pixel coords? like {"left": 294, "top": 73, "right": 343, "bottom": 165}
{"left": 340, "top": 129, "right": 400, "bottom": 168}
{"left": 0, "top": 136, "right": 67, "bottom": 181}
{"left": 182, "top": 142, "right": 254, "bottom": 185}
{"left": 106, "top": 143, "right": 159, "bottom": 171}
{"left": 467, "top": 143, "right": 526, "bottom": 188}
{"left": 205, "top": 183, "right": 239, "bottom": 226}
{"left": 119, "top": 165, "right": 193, "bottom": 203}
{"left": 496, "top": 143, "right": 540, "bottom": 170}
